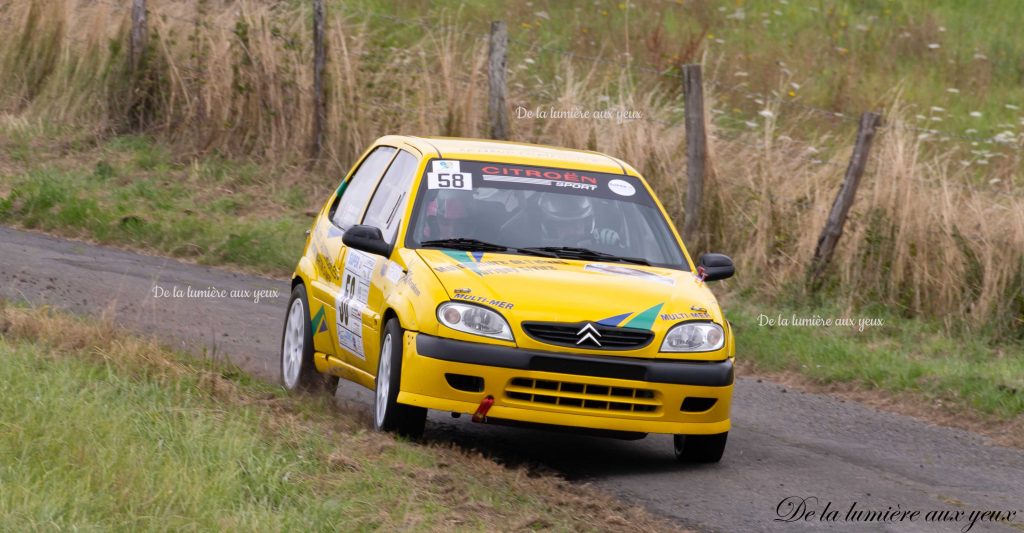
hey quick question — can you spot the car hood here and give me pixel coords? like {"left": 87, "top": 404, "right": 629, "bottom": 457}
{"left": 416, "top": 249, "right": 724, "bottom": 347}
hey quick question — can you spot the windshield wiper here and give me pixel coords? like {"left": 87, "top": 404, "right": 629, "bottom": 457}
{"left": 420, "top": 238, "right": 509, "bottom": 252}
{"left": 518, "top": 246, "right": 650, "bottom": 265}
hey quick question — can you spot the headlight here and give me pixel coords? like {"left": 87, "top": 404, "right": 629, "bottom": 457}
{"left": 437, "top": 302, "right": 513, "bottom": 341}
{"left": 660, "top": 322, "right": 725, "bottom": 352}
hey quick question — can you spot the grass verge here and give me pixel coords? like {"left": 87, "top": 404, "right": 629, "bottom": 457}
{"left": 725, "top": 296, "right": 1024, "bottom": 448}
{"left": 0, "top": 132, "right": 319, "bottom": 276}
{"left": 0, "top": 301, "right": 679, "bottom": 531}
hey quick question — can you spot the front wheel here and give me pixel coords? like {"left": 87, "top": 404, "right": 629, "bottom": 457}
{"left": 673, "top": 432, "right": 728, "bottom": 463}
{"left": 373, "top": 318, "right": 426, "bottom": 438}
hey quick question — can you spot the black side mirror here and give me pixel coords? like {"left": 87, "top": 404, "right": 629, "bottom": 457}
{"left": 342, "top": 225, "right": 391, "bottom": 257}
{"left": 698, "top": 253, "right": 735, "bottom": 281}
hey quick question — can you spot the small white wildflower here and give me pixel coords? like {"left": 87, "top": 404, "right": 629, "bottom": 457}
{"left": 946, "top": 88, "right": 960, "bottom": 94}
{"left": 965, "top": 128, "right": 978, "bottom": 134}
{"left": 734, "top": 71, "right": 749, "bottom": 77}
{"left": 993, "top": 131, "right": 1016, "bottom": 144}
{"left": 916, "top": 114, "right": 927, "bottom": 120}
{"left": 773, "top": 10, "right": 783, "bottom": 16}
{"left": 727, "top": 8, "right": 746, "bottom": 20}
{"left": 754, "top": 98, "right": 765, "bottom": 105}
{"left": 790, "top": 82, "right": 801, "bottom": 90}
{"left": 969, "top": 111, "right": 982, "bottom": 118}
{"left": 927, "top": 43, "right": 941, "bottom": 49}
{"left": 990, "top": 178, "right": 1001, "bottom": 184}
{"left": 975, "top": 159, "right": 989, "bottom": 165}
{"left": 524, "top": 58, "right": 535, "bottom": 64}
{"left": 759, "top": 109, "right": 775, "bottom": 118}
{"left": 1005, "top": 104, "right": 1020, "bottom": 111}
{"left": 715, "top": 38, "right": 725, "bottom": 44}
{"left": 938, "top": 26, "right": 946, "bottom": 32}
{"left": 744, "top": 120, "right": 758, "bottom": 129}
{"left": 930, "top": 116, "right": 943, "bottom": 122}
{"left": 535, "top": 11, "right": 550, "bottom": 20}
{"left": 930, "top": 106, "right": 945, "bottom": 113}
{"left": 960, "top": 160, "right": 971, "bottom": 166}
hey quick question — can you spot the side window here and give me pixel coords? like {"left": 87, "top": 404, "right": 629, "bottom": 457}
{"left": 362, "top": 150, "right": 418, "bottom": 245}
{"left": 331, "top": 146, "right": 396, "bottom": 231}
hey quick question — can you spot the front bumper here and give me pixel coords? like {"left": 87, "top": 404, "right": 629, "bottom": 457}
{"left": 397, "top": 332, "right": 733, "bottom": 435}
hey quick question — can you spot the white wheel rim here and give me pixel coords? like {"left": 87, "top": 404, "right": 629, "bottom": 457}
{"left": 282, "top": 298, "right": 305, "bottom": 388}
{"left": 375, "top": 333, "right": 393, "bottom": 427}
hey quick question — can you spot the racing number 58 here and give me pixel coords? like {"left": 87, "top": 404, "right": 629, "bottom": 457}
{"left": 436, "top": 173, "right": 465, "bottom": 188}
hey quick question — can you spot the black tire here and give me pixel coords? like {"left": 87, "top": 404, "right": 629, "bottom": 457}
{"left": 280, "top": 284, "right": 339, "bottom": 394}
{"left": 373, "top": 318, "right": 426, "bottom": 439}
{"left": 673, "top": 432, "right": 728, "bottom": 463}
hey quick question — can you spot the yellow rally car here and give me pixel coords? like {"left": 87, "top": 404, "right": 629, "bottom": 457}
{"left": 280, "top": 136, "right": 736, "bottom": 462}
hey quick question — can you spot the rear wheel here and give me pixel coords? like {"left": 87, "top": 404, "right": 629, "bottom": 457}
{"left": 373, "top": 318, "right": 426, "bottom": 438}
{"left": 673, "top": 432, "right": 728, "bottom": 463}
{"left": 280, "top": 284, "right": 339, "bottom": 394}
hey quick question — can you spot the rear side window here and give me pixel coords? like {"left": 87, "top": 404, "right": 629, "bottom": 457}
{"left": 362, "top": 150, "right": 418, "bottom": 245}
{"left": 331, "top": 146, "right": 396, "bottom": 231}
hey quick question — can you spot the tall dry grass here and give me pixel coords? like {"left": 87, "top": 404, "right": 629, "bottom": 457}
{"left": 1, "top": 0, "right": 1021, "bottom": 338}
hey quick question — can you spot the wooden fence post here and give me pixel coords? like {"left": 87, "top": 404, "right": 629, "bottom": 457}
{"left": 129, "top": 0, "right": 147, "bottom": 74}
{"left": 808, "top": 111, "right": 882, "bottom": 290}
{"left": 310, "top": 0, "right": 327, "bottom": 162}
{"left": 682, "top": 64, "right": 706, "bottom": 245}
{"left": 487, "top": 21, "right": 508, "bottom": 140}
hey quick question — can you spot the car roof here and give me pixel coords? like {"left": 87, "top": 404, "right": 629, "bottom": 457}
{"left": 376, "top": 135, "right": 642, "bottom": 178}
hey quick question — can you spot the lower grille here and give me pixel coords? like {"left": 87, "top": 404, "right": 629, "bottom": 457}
{"left": 504, "top": 377, "right": 660, "bottom": 414}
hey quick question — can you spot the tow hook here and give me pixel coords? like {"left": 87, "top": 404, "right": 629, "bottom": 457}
{"left": 472, "top": 395, "right": 495, "bottom": 423}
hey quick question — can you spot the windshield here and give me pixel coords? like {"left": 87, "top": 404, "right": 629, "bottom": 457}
{"left": 406, "top": 159, "right": 688, "bottom": 270}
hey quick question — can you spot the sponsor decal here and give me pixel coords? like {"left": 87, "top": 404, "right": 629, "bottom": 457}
{"left": 660, "top": 311, "right": 712, "bottom": 321}
{"left": 607, "top": 179, "right": 636, "bottom": 197}
{"left": 451, "top": 292, "right": 514, "bottom": 309}
{"left": 310, "top": 305, "right": 329, "bottom": 334}
{"left": 596, "top": 312, "right": 632, "bottom": 327}
{"left": 434, "top": 251, "right": 565, "bottom": 276}
{"left": 594, "top": 302, "right": 665, "bottom": 330}
{"left": 335, "top": 249, "right": 377, "bottom": 359}
{"left": 397, "top": 274, "right": 421, "bottom": 296}
{"left": 624, "top": 303, "right": 664, "bottom": 330}
{"left": 583, "top": 263, "right": 676, "bottom": 286}
{"left": 378, "top": 260, "right": 404, "bottom": 284}
{"left": 312, "top": 234, "right": 340, "bottom": 284}
{"left": 326, "top": 224, "right": 344, "bottom": 239}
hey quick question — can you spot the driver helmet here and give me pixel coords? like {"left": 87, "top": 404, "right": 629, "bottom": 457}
{"left": 426, "top": 191, "right": 470, "bottom": 239}
{"left": 538, "top": 193, "right": 595, "bottom": 243}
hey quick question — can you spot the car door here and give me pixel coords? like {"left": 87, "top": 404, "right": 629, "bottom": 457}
{"left": 336, "top": 149, "right": 420, "bottom": 374}
{"left": 308, "top": 145, "right": 396, "bottom": 358}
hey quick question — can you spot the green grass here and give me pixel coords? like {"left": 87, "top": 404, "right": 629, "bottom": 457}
{"left": 0, "top": 134, "right": 316, "bottom": 275}
{"left": 331, "top": 0, "right": 1023, "bottom": 183}
{"left": 0, "top": 304, "right": 666, "bottom": 531}
{"left": 727, "top": 298, "right": 1024, "bottom": 419}
{"left": 340, "top": 0, "right": 1023, "bottom": 138}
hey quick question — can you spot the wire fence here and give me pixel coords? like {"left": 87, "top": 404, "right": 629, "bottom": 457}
{"left": 25, "top": 0, "right": 1024, "bottom": 198}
